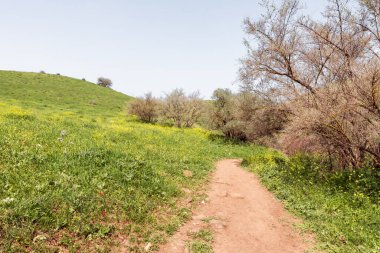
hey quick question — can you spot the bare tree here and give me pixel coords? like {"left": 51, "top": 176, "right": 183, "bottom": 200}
{"left": 183, "top": 91, "right": 204, "bottom": 127}
{"left": 240, "top": 0, "right": 380, "bottom": 168}
{"left": 240, "top": 0, "right": 316, "bottom": 98}
{"left": 160, "top": 89, "right": 204, "bottom": 127}
{"left": 128, "top": 93, "right": 159, "bottom": 123}
{"left": 357, "top": 0, "right": 380, "bottom": 57}
{"left": 160, "top": 89, "right": 187, "bottom": 127}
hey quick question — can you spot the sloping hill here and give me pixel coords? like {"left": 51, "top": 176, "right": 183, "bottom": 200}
{"left": 0, "top": 71, "right": 131, "bottom": 116}
{"left": 0, "top": 71, "right": 255, "bottom": 252}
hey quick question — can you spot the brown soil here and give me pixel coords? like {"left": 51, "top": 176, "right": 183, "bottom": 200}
{"left": 158, "top": 159, "right": 315, "bottom": 253}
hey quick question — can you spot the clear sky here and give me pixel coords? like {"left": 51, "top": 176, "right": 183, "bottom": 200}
{"left": 0, "top": 0, "right": 327, "bottom": 98}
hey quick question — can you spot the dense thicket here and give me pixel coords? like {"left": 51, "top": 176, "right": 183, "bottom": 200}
{"left": 239, "top": 0, "right": 380, "bottom": 169}
{"left": 206, "top": 88, "right": 289, "bottom": 143}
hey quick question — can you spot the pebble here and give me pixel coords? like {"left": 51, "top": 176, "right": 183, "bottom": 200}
{"left": 230, "top": 193, "right": 244, "bottom": 199}
{"left": 144, "top": 242, "right": 152, "bottom": 252}
{"left": 183, "top": 170, "right": 193, "bottom": 178}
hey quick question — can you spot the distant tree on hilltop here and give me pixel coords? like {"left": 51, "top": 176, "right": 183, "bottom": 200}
{"left": 97, "top": 77, "right": 112, "bottom": 88}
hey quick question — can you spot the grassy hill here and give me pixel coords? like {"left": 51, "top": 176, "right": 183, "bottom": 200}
{"left": 1, "top": 71, "right": 379, "bottom": 252}
{"left": 0, "top": 71, "right": 131, "bottom": 117}
{"left": 0, "top": 71, "right": 256, "bottom": 252}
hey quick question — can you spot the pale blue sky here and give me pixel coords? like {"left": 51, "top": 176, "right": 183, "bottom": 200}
{"left": 0, "top": 0, "right": 327, "bottom": 98}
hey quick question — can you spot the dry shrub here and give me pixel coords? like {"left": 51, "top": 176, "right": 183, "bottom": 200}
{"left": 278, "top": 59, "right": 380, "bottom": 166}
{"left": 160, "top": 89, "right": 203, "bottom": 127}
{"left": 130, "top": 89, "right": 204, "bottom": 127}
{"left": 128, "top": 93, "right": 159, "bottom": 123}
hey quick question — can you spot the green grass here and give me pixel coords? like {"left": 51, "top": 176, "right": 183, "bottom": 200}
{"left": 192, "top": 229, "right": 213, "bottom": 242}
{"left": 0, "top": 71, "right": 130, "bottom": 117}
{"left": 0, "top": 71, "right": 255, "bottom": 252}
{"left": 6, "top": 70, "right": 378, "bottom": 252}
{"left": 186, "top": 228, "right": 214, "bottom": 253}
{"left": 187, "top": 240, "right": 213, "bottom": 253}
{"left": 244, "top": 150, "right": 380, "bottom": 253}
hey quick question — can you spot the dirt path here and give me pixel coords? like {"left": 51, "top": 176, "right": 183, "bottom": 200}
{"left": 159, "top": 159, "right": 314, "bottom": 253}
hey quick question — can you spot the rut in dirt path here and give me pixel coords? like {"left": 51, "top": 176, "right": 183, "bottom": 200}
{"left": 159, "top": 159, "right": 315, "bottom": 253}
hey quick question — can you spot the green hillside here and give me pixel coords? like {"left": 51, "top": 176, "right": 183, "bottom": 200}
{"left": 0, "top": 71, "right": 255, "bottom": 252}
{"left": 0, "top": 71, "right": 131, "bottom": 117}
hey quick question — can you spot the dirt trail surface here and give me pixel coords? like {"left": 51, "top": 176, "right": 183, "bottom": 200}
{"left": 159, "top": 159, "right": 314, "bottom": 253}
